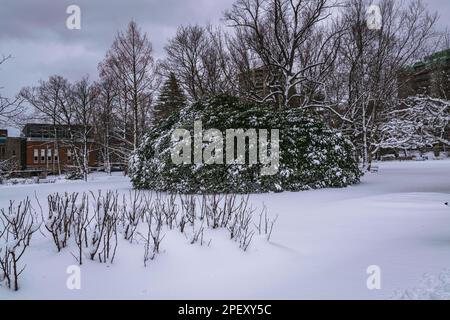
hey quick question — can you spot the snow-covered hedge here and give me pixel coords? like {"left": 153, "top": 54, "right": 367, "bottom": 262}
{"left": 130, "top": 95, "right": 362, "bottom": 193}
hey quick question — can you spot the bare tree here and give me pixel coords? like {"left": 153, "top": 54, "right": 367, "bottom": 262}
{"left": 225, "top": 0, "right": 342, "bottom": 108}
{"left": 20, "top": 76, "right": 72, "bottom": 175}
{"left": 325, "top": 0, "right": 438, "bottom": 168}
{"left": 70, "top": 77, "right": 99, "bottom": 181}
{"left": 98, "top": 59, "right": 134, "bottom": 169}
{"left": 377, "top": 96, "right": 450, "bottom": 150}
{"left": 0, "top": 56, "right": 21, "bottom": 181}
{"left": 162, "top": 24, "right": 234, "bottom": 102}
{"left": 0, "top": 55, "right": 24, "bottom": 126}
{"left": 93, "top": 78, "right": 118, "bottom": 174}
{"left": 99, "top": 21, "right": 157, "bottom": 159}
{"left": 163, "top": 25, "right": 209, "bottom": 102}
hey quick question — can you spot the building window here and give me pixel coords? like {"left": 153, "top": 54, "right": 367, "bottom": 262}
{"left": 47, "top": 149, "right": 52, "bottom": 163}
{"left": 67, "top": 149, "right": 72, "bottom": 162}
{"left": 34, "top": 149, "right": 39, "bottom": 164}
{"left": 54, "top": 150, "right": 59, "bottom": 162}
{"left": 40, "top": 149, "right": 45, "bottom": 163}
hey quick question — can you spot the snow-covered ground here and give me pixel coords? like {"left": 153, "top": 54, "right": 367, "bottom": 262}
{"left": 1, "top": 160, "right": 450, "bottom": 300}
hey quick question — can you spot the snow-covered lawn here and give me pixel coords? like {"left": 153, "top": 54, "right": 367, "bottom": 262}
{"left": 1, "top": 160, "right": 450, "bottom": 300}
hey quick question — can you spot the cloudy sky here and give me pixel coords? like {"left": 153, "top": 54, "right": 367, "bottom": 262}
{"left": 0, "top": 0, "right": 449, "bottom": 134}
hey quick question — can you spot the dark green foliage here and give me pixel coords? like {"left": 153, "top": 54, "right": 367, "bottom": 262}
{"left": 130, "top": 95, "right": 362, "bottom": 193}
{"left": 153, "top": 73, "right": 186, "bottom": 122}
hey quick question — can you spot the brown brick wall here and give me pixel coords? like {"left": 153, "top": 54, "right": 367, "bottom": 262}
{"left": 25, "top": 140, "right": 98, "bottom": 172}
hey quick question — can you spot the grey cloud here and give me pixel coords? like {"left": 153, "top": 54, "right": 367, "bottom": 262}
{"left": 0, "top": 0, "right": 448, "bottom": 137}
{"left": 0, "top": 0, "right": 234, "bottom": 102}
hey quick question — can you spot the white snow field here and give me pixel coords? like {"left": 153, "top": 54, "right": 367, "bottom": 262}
{"left": 1, "top": 160, "right": 450, "bottom": 300}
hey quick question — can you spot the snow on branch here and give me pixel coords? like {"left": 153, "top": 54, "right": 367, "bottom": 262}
{"left": 377, "top": 95, "right": 450, "bottom": 150}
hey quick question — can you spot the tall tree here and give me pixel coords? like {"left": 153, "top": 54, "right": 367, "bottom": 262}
{"left": 100, "top": 21, "right": 157, "bottom": 157}
{"left": 162, "top": 25, "right": 233, "bottom": 102}
{"left": 70, "top": 77, "right": 99, "bottom": 181}
{"left": 225, "top": 0, "right": 342, "bottom": 108}
{"left": 153, "top": 73, "right": 186, "bottom": 122}
{"left": 325, "top": 0, "right": 437, "bottom": 168}
{"left": 20, "top": 75, "right": 72, "bottom": 175}
{"left": 0, "top": 55, "right": 24, "bottom": 126}
{"left": 92, "top": 77, "right": 118, "bottom": 175}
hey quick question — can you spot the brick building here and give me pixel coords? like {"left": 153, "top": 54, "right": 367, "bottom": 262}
{"left": 22, "top": 124, "right": 98, "bottom": 173}
{"left": 238, "top": 66, "right": 271, "bottom": 98}
{"left": 0, "top": 129, "right": 26, "bottom": 170}
{"left": 399, "top": 49, "right": 450, "bottom": 99}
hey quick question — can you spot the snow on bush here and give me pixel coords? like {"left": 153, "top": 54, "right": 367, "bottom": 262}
{"left": 130, "top": 94, "right": 362, "bottom": 193}
{"left": 393, "top": 270, "right": 450, "bottom": 300}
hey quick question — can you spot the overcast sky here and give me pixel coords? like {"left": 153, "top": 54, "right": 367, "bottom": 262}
{"left": 0, "top": 0, "right": 449, "bottom": 135}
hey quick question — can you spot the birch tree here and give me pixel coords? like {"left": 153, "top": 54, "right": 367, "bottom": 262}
{"left": 93, "top": 77, "right": 118, "bottom": 174}
{"left": 71, "top": 77, "right": 99, "bottom": 181}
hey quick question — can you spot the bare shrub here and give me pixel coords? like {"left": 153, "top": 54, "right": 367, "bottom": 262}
{"left": 1, "top": 198, "right": 37, "bottom": 246}
{"left": 72, "top": 193, "right": 91, "bottom": 265}
{"left": 122, "top": 190, "right": 146, "bottom": 242}
{"left": 204, "top": 194, "right": 224, "bottom": 229}
{"left": 199, "top": 195, "right": 208, "bottom": 221}
{"left": 89, "top": 191, "right": 119, "bottom": 263}
{"left": 178, "top": 214, "right": 187, "bottom": 234}
{"left": 154, "top": 193, "right": 179, "bottom": 230}
{"left": 44, "top": 193, "right": 78, "bottom": 252}
{"left": 221, "top": 194, "right": 244, "bottom": 228}
{"left": 256, "top": 205, "right": 278, "bottom": 241}
{"left": 138, "top": 204, "right": 165, "bottom": 266}
{"left": 0, "top": 198, "right": 39, "bottom": 291}
{"left": 235, "top": 204, "right": 255, "bottom": 251}
{"left": 179, "top": 195, "right": 196, "bottom": 227}
{"left": 221, "top": 195, "right": 255, "bottom": 251}
{"left": 190, "top": 220, "right": 207, "bottom": 246}
{"left": 179, "top": 194, "right": 276, "bottom": 251}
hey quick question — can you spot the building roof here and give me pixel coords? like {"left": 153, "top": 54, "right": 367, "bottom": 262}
{"left": 22, "top": 123, "right": 92, "bottom": 140}
{"left": 407, "top": 48, "right": 450, "bottom": 72}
